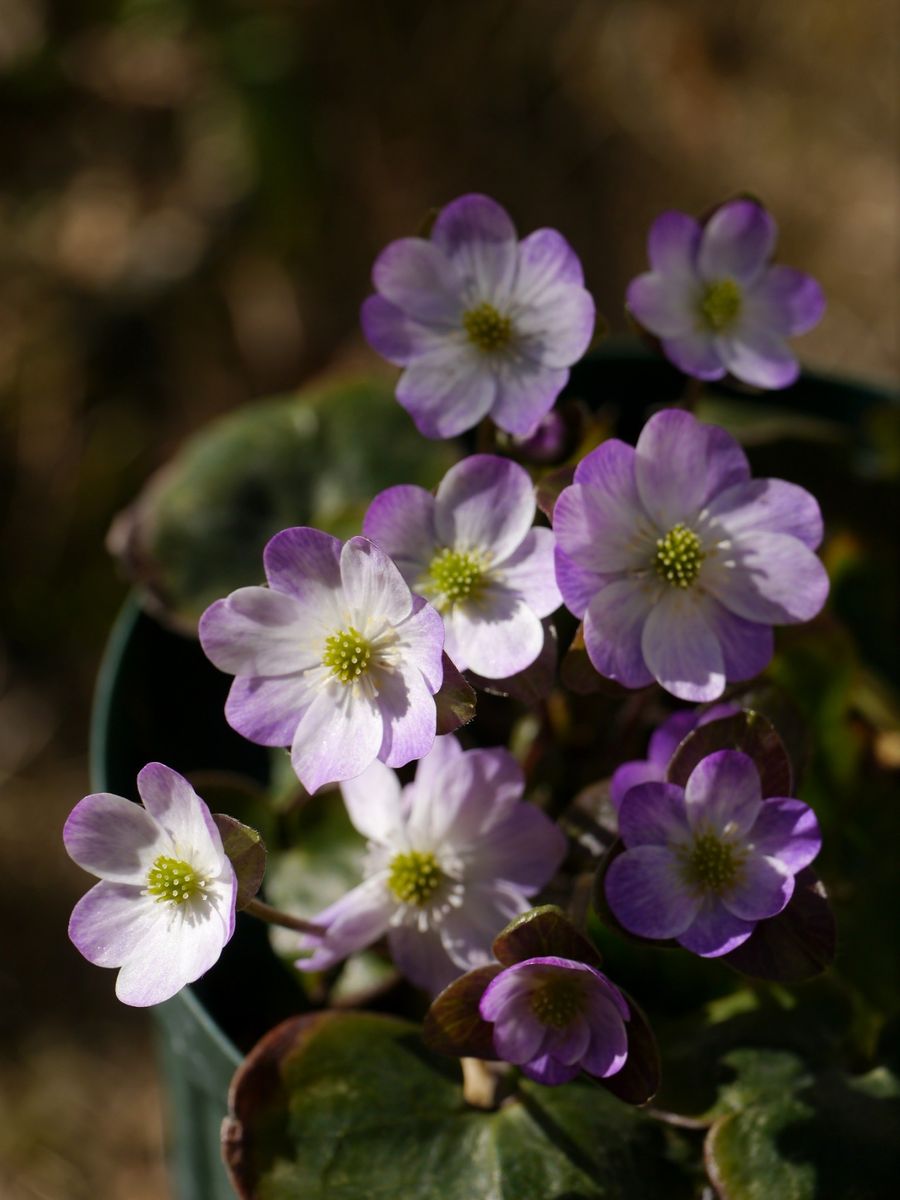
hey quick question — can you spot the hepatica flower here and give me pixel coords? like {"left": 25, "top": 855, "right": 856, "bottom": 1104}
{"left": 364, "top": 454, "right": 561, "bottom": 678}
{"left": 610, "top": 702, "right": 739, "bottom": 809}
{"left": 627, "top": 200, "right": 824, "bottom": 388}
{"left": 199, "top": 529, "right": 444, "bottom": 794}
{"left": 605, "top": 750, "right": 822, "bottom": 957}
{"left": 553, "top": 408, "right": 829, "bottom": 700}
{"left": 64, "top": 764, "right": 237, "bottom": 1006}
{"left": 361, "top": 193, "right": 595, "bottom": 438}
{"left": 479, "top": 957, "right": 629, "bottom": 1085}
{"left": 296, "top": 735, "right": 566, "bottom": 995}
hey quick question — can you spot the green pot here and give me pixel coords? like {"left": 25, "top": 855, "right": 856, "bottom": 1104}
{"left": 89, "top": 347, "right": 897, "bottom": 1199}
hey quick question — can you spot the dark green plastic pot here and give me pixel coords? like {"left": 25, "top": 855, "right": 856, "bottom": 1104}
{"left": 89, "top": 346, "right": 897, "bottom": 1200}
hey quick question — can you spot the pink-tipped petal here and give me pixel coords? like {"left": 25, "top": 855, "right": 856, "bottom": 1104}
{"left": 434, "top": 455, "right": 535, "bottom": 562}
{"left": 647, "top": 210, "right": 702, "bottom": 278}
{"left": 198, "top": 587, "right": 315, "bottom": 677}
{"left": 396, "top": 343, "right": 496, "bottom": 439}
{"left": 225, "top": 671, "right": 316, "bottom": 747}
{"left": 627, "top": 271, "right": 698, "bottom": 337}
{"left": 719, "top": 326, "right": 800, "bottom": 390}
{"left": 430, "top": 194, "right": 518, "bottom": 306}
{"left": 489, "top": 356, "right": 570, "bottom": 437}
{"left": 136, "top": 764, "right": 224, "bottom": 873}
{"left": 290, "top": 685, "right": 383, "bottom": 794}
{"left": 497, "top": 527, "right": 562, "bottom": 618}
{"left": 746, "top": 265, "right": 825, "bottom": 336}
{"left": 341, "top": 537, "right": 414, "bottom": 629}
{"left": 340, "top": 760, "right": 405, "bottom": 843}
{"left": 704, "top": 530, "right": 830, "bottom": 625}
{"left": 641, "top": 590, "right": 726, "bottom": 702}
{"left": 377, "top": 663, "right": 437, "bottom": 769}
{"left": 363, "top": 485, "right": 438, "bottom": 578}
{"left": 697, "top": 201, "right": 777, "bottom": 285}
{"left": 704, "top": 477, "right": 824, "bottom": 551}
{"left": 370, "top": 236, "right": 463, "bottom": 323}
{"left": 64, "top": 793, "right": 165, "bottom": 883}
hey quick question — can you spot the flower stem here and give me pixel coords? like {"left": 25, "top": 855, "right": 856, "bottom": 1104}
{"left": 243, "top": 897, "right": 324, "bottom": 937}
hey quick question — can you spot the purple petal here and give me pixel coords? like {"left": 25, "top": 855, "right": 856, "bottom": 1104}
{"left": 705, "top": 601, "right": 774, "bottom": 682}
{"left": 488, "top": 355, "right": 569, "bottom": 438}
{"left": 723, "top": 854, "right": 794, "bottom": 921}
{"left": 580, "top": 991, "right": 629, "bottom": 1078}
{"left": 521, "top": 1053, "right": 581, "bottom": 1085}
{"left": 198, "top": 587, "right": 314, "bottom": 677}
{"left": 641, "top": 591, "right": 726, "bottom": 702}
{"left": 479, "top": 961, "right": 537, "bottom": 1022}
{"left": 647, "top": 210, "right": 702, "bottom": 278}
{"left": 64, "top": 793, "right": 165, "bottom": 883}
{"left": 684, "top": 750, "right": 762, "bottom": 837}
{"left": 584, "top": 580, "right": 655, "bottom": 689}
{"left": 137, "top": 764, "right": 224, "bottom": 874}
{"left": 515, "top": 228, "right": 584, "bottom": 295}
{"left": 370, "top": 236, "right": 462, "bottom": 323}
{"left": 610, "top": 760, "right": 666, "bottom": 811}
{"left": 497, "top": 527, "right": 562, "bottom": 618}
{"left": 661, "top": 331, "right": 726, "bottom": 381}
{"left": 549, "top": 1013, "right": 592, "bottom": 1066}
{"left": 376, "top": 663, "right": 437, "bottom": 769}
{"left": 341, "top": 536, "right": 413, "bottom": 628}
{"left": 605, "top": 845, "right": 701, "bottom": 939}
{"left": 69, "top": 882, "right": 161, "bottom": 968}
{"left": 513, "top": 283, "right": 595, "bottom": 368}
{"left": 299, "top": 876, "right": 395, "bottom": 970}
{"left": 491, "top": 999, "right": 548, "bottom": 1064}
{"left": 745, "top": 265, "right": 825, "bottom": 336}
{"left": 553, "top": 547, "right": 603, "bottom": 619}
{"left": 406, "top": 733, "right": 464, "bottom": 815}
{"left": 339, "top": 760, "right": 405, "bottom": 843}
{"left": 647, "top": 709, "right": 708, "bottom": 767}
{"left": 396, "top": 343, "right": 496, "bottom": 439}
{"left": 748, "top": 798, "right": 822, "bottom": 872}
{"left": 468, "top": 804, "right": 566, "bottom": 891}
{"left": 677, "top": 896, "right": 755, "bottom": 957}
{"left": 445, "top": 592, "right": 544, "bottom": 678}
{"left": 290, "top": 685, "right": 384, "bottom": 794}
{"left": 635, "top": 409, "right": 749, "bottom": 529}
{"left": 555, "top": 441, "right": 649, "bottom": 574}
{"left": 388, "top": 924, "right": 462, "bottom": 996}
{"left": 697, "top": 201, "right": 776, "bottom": 285}
{"left": 224, "top": 671, "right": 313, "bottom": 747}
{"left": 704, "top": 477, "right": 823, "bottom": 551}
{"left": 434, "top": 455, "right": 535, "bottom": 562}
{"left": 263, "top": 527, "right": 344, "bottom": 616}
{"left": 363, "top": 485, "right": 438, "bottom": 579}
{"left": 617, "top": 781, "right": 692, "bottom": 848}
{"left": 719, "top": 326, "right": 800, "bottom": 390}
{"left": 394, "top": 595, "right": 445, "bottom": 692}
{"left": 430, "top": 194, "right": 518, "bottom": 306}
{"left": 409, "top": 745, "right": 523, "bottom": 846}
{"left": 627, "top": 272, "right": 698, "bottom": 337}
{"left": 440, "top": 886, "right": 527, "bottom": 972}
{"left": 360, "top": 294, "right": 444, "bottom": 365}
{"left": 704, "top": 530, "right": 829, "bottom": 625}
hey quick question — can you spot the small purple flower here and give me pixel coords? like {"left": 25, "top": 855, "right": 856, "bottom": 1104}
{"left": 361, "top": 193, "right": 595, "bottom": 439}
{"left": 199, "top": 528, "right": 444, "bottom": 794}
{"left": 553, "top": 408, "right": 829, "bottom": 700}
{"left": 295, "top": 735, "right": 567, "bottom": 995}
{"left": 479, "top": 956, "right": 630, "bottom": 1085}
{"left": 605, "top": 750, "right": 822, "bottom": 957}
{"left": 364, "top": 455, "right": 561, "bottom": 679}
{"left": 64, "top": 764, "right": 237, "bottom": 1006}
{"left": 627, "top": 200, "right": 825, "bottom": 389}
{"left": 610, "top": 703, "right": 739, "bottom": 809}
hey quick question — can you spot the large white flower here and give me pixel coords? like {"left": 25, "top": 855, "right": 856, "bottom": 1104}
{"left": 296, "top": 735, "right": 567, "bottom": 995}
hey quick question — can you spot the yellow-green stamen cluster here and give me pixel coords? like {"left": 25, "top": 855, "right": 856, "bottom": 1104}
{"left": 700, "top": 279, "right": 743, "bottom": 332}
{"left": 387, "top": 850, "right": 443, "bottom": 906}
{"left": 462, "top": 302, "right": 512, "bottom": 352}
{"left": 679, "top": 834, "right": 743, "bottom": 894}
{"left": 146, "top": 855, "right": 207, "bottom": 905}
{"left": 428, "top": 548, "right": 484, "bottom": 607}
{"left": 322, "top": 627, "right": 372, "bottom": 684}
{"left": 655, "top": 523, "right": 704, "bottom": 588}
{"left": 530, "top": 975, "right": 586, "bottom": 1029}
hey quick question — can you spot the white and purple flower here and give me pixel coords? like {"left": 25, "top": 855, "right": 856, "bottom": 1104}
{"left": 627, "top": 200, "right": 825, "bottom": 389}
{"left": 295, "top": 734, "right": 567, "bottom": 995}
{"left": 199, "top": 528, "right": 445, "bottom": 795}
{"left": 604, "top": 749, "right": 822, "bottom": 957}
{"left": 361, "top": 193, "right": 595, "bottom": 439}
{"left": 363, "top": 455, "right": 561, "bottom": 679}
{"left": 610, "top": 702, "right": 739, "bottom": 809}
{"left": 479, "top": 956, "right": 629, "bottom": 1085}
{"left": 64, "top": 764, "right": 237, "bottom": 1007}
{"left": 553, "top": 408, "right": 829, "bottom": 701}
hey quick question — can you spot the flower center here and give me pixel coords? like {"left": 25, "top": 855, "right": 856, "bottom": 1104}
{"left": 530, "top": 975, "right": 586, "bottom": 1029}
{"left": 700, "top": 279, "right": 743, "bottom": 332}
{"left": 322, "top": 627, "right": 372, "bottom": 684}
{"left": 146, "top": 855, "right": 207, "bottom": 905}
{"left": 462, "top": 302, "right": 512, "bottom": 352}
{"left": 679, "top": 833, "right": 743, "bottom": 894}
{"left": 387, "top": 850, "right": 443, "bottom": 906}
{"left": 654, "top": 523, "right": 704, "bottom": 588}
{"left": 428, "top": 548, "right": 485, "bottom": 607}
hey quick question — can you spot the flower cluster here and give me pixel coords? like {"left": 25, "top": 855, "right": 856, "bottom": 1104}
{"left": 66, "top": 190, "right": 833, "bottom": 1119}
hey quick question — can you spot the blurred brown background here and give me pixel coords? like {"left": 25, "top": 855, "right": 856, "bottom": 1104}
{"left": 1, "top": 2, "right": 897, "bottom": 1197}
